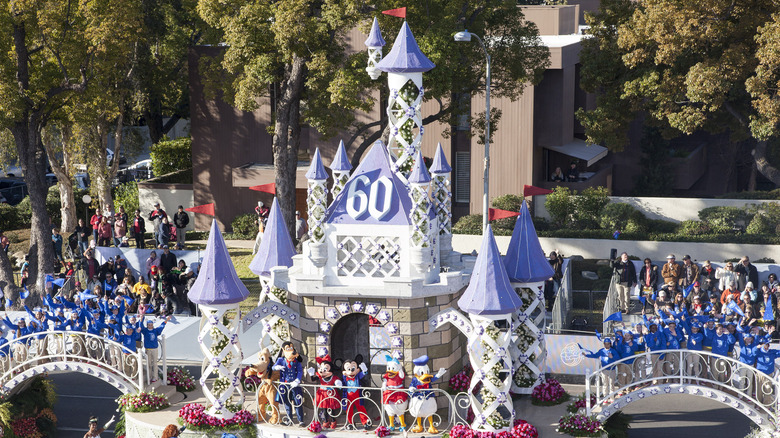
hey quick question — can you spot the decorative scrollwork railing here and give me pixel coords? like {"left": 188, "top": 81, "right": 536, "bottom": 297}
{"left": 585, "top": 349, "right": 780, "bottom": 429}
{"left": 245, "top": 380, "right": 472, "bottom": 432}
{"left": 0, "top": 330, "right": 151, "bottom": 395}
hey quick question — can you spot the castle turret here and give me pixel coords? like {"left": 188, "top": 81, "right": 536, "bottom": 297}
{"left": 503, "top": 200, "right": 555, "bottom": 393}
{"left": 306, "top": 147, "right": 329, "bottom": 267}
{"left": 457, "top": 225, "right": 522, "bottom": 431}
{"left": 408, "top": 150, "right": 433, "bottom": 274}
{"left": 364, "top": 17, "right": 386, "bottom": 80}
{"left": 431, "top": 142, "right": 453, "bottom": 264}
{"left": 330, "top": 140, "right": 352, "bottom": 200}
{"left": 374, "top": 21, "right": 435, "bottom": 178}
{"left": 188, "top": 219, "right": 249, "bottom": 419}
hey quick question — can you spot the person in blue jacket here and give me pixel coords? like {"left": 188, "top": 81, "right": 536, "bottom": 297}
{"left": 117, "top": 324, "right": 142, "bottom": 377}
{"left": 614, "top": 328, "right": 641, "bottom": 387}
{"left": 581, "top": 337, "right": 620, "bottom": 394}
{"left": 2, "top": 313, "right": 34, "bottom": 363}
{"left": 734, "top": 332, "right": 759, "bottom": 392}
{"left": 661, "top": 319, "right": 685, "bottom": 378}
{"left": 684, "top": 321, "right": 706, "bottom": 378}
{"left": 272, "top": 341, "right": 305, "bottom": 426}
{"left": 710, "top": 322, "right": 736, "bottom": 383}
{"left": 643, "top": 319, "right": 666, "bottom": 379}
{"left": 140, "top": 315, "right": 171, "bottom": 382}
{"left": 755, "top": 334, "right": 780, "bottom": 406}
{"left": 0, "top": 325, "right": 10, "bottom": 373}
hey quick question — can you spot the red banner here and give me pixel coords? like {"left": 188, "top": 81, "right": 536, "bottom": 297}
{"left": 523, "top": 184, "right": 553, "bottom": 197}
{"left": 185, "top": 203, "right": 215, "bottom": 216}
{"left": 488, "top": 208, "right": 520, "bottom": 222}
{"left": 249, "top": 183, "right": 276, "bottom": 194}
{"left": 382, "top": 7, "right": 406, "bottom": 18}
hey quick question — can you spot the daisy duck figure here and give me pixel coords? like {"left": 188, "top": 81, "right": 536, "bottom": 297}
{"left": 341, "top": 355, "right": 370, "bottom": 429}
{"left": 307, "top": 354, "right": 343, "bottom": 429}
{"left": 409, "top": 355, "right": 446, "bottom": 433}
{"left": 381, "top": 354, "right": 409, "bottom": 430}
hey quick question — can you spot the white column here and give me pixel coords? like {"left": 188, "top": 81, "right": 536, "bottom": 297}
{"left": 509, "top": 282, "right": 547, "bottom": 394}
{"left": 467, "top": 314, "right": 514, "bottom": 431}
{"left": 386, "top": 72, "right": 424, "bottom": 178}
{"left": 197, "top": 304, "right": 244, "bottom": 419}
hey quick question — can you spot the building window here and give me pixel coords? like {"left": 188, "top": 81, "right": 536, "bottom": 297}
{"left": 454, "top": 151, "right": 470, "bottom": 203}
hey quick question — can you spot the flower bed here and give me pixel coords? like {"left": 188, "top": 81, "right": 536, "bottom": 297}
{"left": 530, "top": 379, "right": 569, "bottom": 406}
{"left": 167, "top": 366, "right": 196, "bottom": 392}
{"left": 116, "top": 391, "right": 170, "bottom": 413}
{"left": 178, "top": 403, "right": 255, "bottom": 434}
{"left": 567, "top": 394, "right": 598, "bottom": 413}
{"left": 449, "top": 365, "right": 472, "bottom": 393}
{"left": 557, "top": 414, "right": 605, "bottom": 437}
{"left": 447, "top": 419, "right": 538, "bottom": 438}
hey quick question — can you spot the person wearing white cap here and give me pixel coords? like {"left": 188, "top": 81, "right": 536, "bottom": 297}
{"left": 661, "top": 254, "right": 681, "bottom": 287}
{"left": 140, "top": 314, "right": 171, "bottom": 382}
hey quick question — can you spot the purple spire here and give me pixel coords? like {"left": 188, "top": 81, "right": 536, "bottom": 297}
{"left": 430, "top": 142, "right": 452, "bottom": 174}
{"left": 408, "top": 150, "right": 431, "bottom": 184}
{"left": 330, "top": 140, "right": 352, "bottom": 172}
{"left": 458, "top": 225, "right": 523, "bottom": 315}
{"left": 306, "top": 148, "right": 328, "bottom": 180}
{"left": 365, "top": 17, "right": 386, "bottom": 48}
{"left": 188, "top": 219, "right": 250, "bottom": 305}
{"left": 249, "top": 198, "right": 297, "bottom": 276}
{"left": 503, "top": 200, "right": 555, "bottom": 283}
{"left": 376, "top": 21, "right": 435, "bottom": 73}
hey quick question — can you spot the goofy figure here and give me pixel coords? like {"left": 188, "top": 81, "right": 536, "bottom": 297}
{"left": 272, "top": 341, "right": 305, "bottom": 426}
{"left": 409, "top": 355, "right": 446, "bottom": 433}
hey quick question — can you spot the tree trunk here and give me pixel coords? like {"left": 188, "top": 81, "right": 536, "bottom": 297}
{"left": 12, "top": 121, "right": 54, "bottom": 297}
{"left": 42, "top": 128, "right": 77, "bottom": 232}
{"left": 753, "top": 140, "right": 780, "bottom": 187}
{"left": 0, "top": 242, "right": 16, "bottom": 300}
{"left": 273, "top": 55, "right": 306, "bottom": 237}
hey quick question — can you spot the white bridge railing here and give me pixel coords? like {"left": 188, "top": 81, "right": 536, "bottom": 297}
{"left": 0, "top": 330, "right": 165, "bottom": 395}
{"left": 246, "top": 380, "right": 473, "bottom": 431}
{"left": 586, "top": 349, "right": 780, "bottom": 429}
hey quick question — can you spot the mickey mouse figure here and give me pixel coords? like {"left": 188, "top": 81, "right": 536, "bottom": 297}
{"left": 308, "top": 354, "right": 343, "bottom": 429}
{"left": 340, "top": 354, "right": 370, "bottom": 429}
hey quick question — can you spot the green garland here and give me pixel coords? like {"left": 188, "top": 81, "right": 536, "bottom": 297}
{"left": 391, "top": 80, "right": 420, "bottom": 175}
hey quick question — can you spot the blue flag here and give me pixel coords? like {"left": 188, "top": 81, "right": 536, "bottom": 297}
{"left": 726, "top": 300, "right": 745, "bottom": 318}
{"left": 52, "top": 278, "right": 66, "bottom": 287}
{"left": 612, "top": 231, "right": 621, "bottom": 239}
{"left": 604, "top": 311, "right": 623, "bottom": 323}
{"left": 5, "top": 298, "right": 12, "bottom": 308}
{"left": 683, "top": 283, "right": 694, "bottom": 298}
{"left": 78, "top": 292, "right": 98, "bottom": 301}
{"left": 764, "top": 303, "right": 775, "bottom": 322}
{"left": 20, "top": 285, "right": 29, "bottom": 299}
{"left": 638, "top": 295, "right": 647, "bottom": 306}
{"left": 45, "top": 274, "right": 55, "bottom": 283}
{"left": 122, "top": 296, "right": 135, "bottom": 306}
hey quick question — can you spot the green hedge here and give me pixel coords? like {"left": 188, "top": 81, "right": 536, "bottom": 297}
{"left": 150, "top": 137, "right": 192, "bottom": 177}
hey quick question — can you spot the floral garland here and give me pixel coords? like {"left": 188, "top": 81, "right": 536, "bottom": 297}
{"left": 178, "top": 403, "right": 255, "bottom": 434}
{"left": 307, "top": 421, "right": 323, "bottom": 433}
{"left": 567, "top": 394, "right": 598, "bottom": 414}
{"left": 375, "top": 425, "right": 391, "bottom": 437}
{"left": 556, "top": 414, "right": 605, "bottom": 437}
{"left": 167, "top": 366, "right": 196, "bottom": 392}
{"left": 514, "top": 288, "right": 537, "bottom": 313}
{"left": 448, "top": 419, "right": 538, "bottom": 438}
{"left": 530, "top": 379, "right": 569, "bottom": 406}
{"left": 9, "top": 408, "right": 57, "bottom": 438}
{"left": 514, "top": 324, "right": 538, "bottom": 353}
{"left": 116, "top": 391, "right": 169, "bottom": 413}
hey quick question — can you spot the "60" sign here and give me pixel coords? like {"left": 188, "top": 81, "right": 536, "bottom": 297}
{"left": 346, "top": 175, "right": 394, "bottom": 220}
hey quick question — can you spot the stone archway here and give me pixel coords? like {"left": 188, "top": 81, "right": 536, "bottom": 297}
{"left": 331, "top": 313, "right": 371, "bottom": 365}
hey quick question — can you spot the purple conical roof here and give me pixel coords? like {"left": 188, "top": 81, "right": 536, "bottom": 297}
{"left": 430, "top": 142, "right": 452, "bottom": 174}
{"left": 249, "top": 198, "right": 297, "bottom": 276}
{"left": 408, "top": 151, "right": 431, "bottom": 184}
{"left": 503, "top": 200, "right": 555, "bottom": 283}
{"left": 306, "top": 148, "right": 328, "bottom": 180}
{"left": 365, "top": 17, "right": 386, "bottom": 48}
{"left": 331, "top": 140, "right": 352, "bottom": 172}
{"left": 324, "top": 140, "right": 413, "bottom": 225}
{"left": 458, "top": 225, "right": 523, "bottom": 315}
{"left": 376, "top": 21, "right": 435, "bottom": 73}
{"left": 188, "top": 219, "right": 251, "bottom": 305}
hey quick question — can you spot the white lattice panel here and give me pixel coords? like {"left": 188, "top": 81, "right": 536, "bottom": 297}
{"left": 336, "top": 235, "right": 401, "bottom": 278}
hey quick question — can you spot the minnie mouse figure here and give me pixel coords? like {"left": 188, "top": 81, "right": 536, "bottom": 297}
{"left": 308, "top": 354, "right": 343, "bottom": 429}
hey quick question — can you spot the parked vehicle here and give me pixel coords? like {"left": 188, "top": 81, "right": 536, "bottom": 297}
{"left": 0, "top": 178, "right": 28, "bottom": 205}
{"left": 118, "top": 159, "right": 153, "bottom": 183}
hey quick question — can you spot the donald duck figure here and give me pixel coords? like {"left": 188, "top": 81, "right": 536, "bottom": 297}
{"left": 409, "top": 355, "right": 446, "bottom": 433}
{"left": 381, "top": 355, "right": 409, "bottom": 430}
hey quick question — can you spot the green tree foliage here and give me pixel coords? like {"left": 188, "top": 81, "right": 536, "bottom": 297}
{"left": 196, "top": 0, "right": 550, "bottom": 235}
{"left": 113, "top": 181, "right": 140, "bottom": 217}
{"left": 150, "top": 137, "right": 192, "bottom": 177}
{"left": 577, "top": 0, "right": 780, "bottom": 186}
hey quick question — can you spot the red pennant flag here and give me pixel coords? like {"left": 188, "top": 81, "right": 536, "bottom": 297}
{"left": 523, "top": 184, "right": 553, "bottom": 197}
{"left": 249, "top": 183, "right": 276, "bottom": 194}
{"left": 382, "top": 7, "right": 406, "bottom": 18}
{"left": 488, "top": 208, "right": 520, "bottom": 222}
{"left": 186, "top": 203, "right": 215, "bottom": 216}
